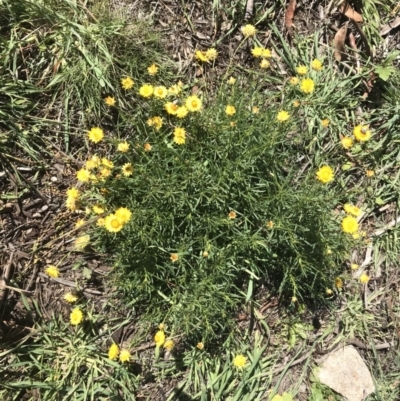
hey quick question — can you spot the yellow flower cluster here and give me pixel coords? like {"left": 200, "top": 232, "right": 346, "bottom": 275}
{"left": 108, "top": 343, "right": 131, "bottom": 363}
{"left": 195, "top": 48, "right": 218, "bottom": 63}
{"left": 76, "top": 155, "right": 114, "bottom": 183}
{"left": 103, "top": 207, "right": 132, "bottom": 233}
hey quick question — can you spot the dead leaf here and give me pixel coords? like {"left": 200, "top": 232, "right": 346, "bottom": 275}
{"left": 334, "top": 23, "right": 348, "bottom": 61}
{"left": 380, "top": 16, "right": 400, "bottom": 36}
{"left": 339, "top": 2, "right": 363, "bottom": 23}
{"left": 285, "top": 0, "right": 296, "bottom": 30}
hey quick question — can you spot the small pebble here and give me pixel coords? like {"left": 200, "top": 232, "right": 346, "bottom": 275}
{"left": 50, "top": 176, "right": 58, "bottom": 182}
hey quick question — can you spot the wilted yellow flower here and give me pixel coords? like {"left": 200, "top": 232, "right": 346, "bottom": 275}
{"left": 351, "top": 263, "right": 359, "bottom": 270}
{"left": 117, "top": 142, "right": 130, "bottom": 152}
{"left": 341, "top": 216, "right": 358, "bottom": 234}
{"left": 173, "top": 127, "right": 186, "bottom": 145}
{"left": 74, "top": 234, "right": 90, "bottom": 250}
{"left": 176, "top": 106, "right": 189, "bottom": 119}
{"left": 296, "top": 65, "right": 308, "bottom": 75}
{"left": 164, "top": 339, "right": 174, "bottom": 350}
{"left": 168, "top": 84, "right": 182, "bottom": 96}
{"left": 262, "top": 48, "right": 272, "bottom": 58}
{"left": 121, "top": 77, "right": 134, "bottom": 90}
{"left": 77, "top": 169, "right": 91, "bottom": 183}
{"left": 277, "top": 110, "right": 290, "bottom": 122}
{"left": 252, "top": 106, "right": 259, "bottom": 114}
{"left": 344, "top": 204, "right": 361, "bottom": 217}
{"left": 87, "top": 127, "right": 104, "bottom": 143}
{"left": 170, "top": 253, "right": 179, "bottom": 262}
{"left": 251, "top": 46, "right": 263, "bottom": 57}
{"left": 119, "top": 349, "right": 131, "bottom": 362}
{"left": 100, "top": 168, "right": 111, "bottom": 178}
{"left": 195, "top": 50, "right": 208, "bottom": 62}
{"left": 341, "top": 137, "right": 353, "bottom": 149}
{"left": 144, "top": 143, "right": 152, "bottom": 151}
{"left": 293, "top": 100, "right": 301, "bottom": 107}
{"left": 115, "top": 207, "right": 132, "bottom": 224}
{"left": 147, "top": 64, "right": 158, "bottom": 75}
{"left": 326, "top": 288, "right": 333, "bottom": 295}
{"left": 64, "top": 292, "right": 78, "bottom": 303}
{"left": 67, "top": 188, "right": 80, "bottom": 199}
{"left": 70, "top": 308, "right": 83, "bottom": 325}
{"left": 122, "top": 163, "right": 133, "bottom": 177}
{"left": 311, "top": 59, "right": 323, "bottom": 71}
{"left": 148, "top": 116, "right": 163, "bottom": 131}
{"left": 104, "top": 214, "right": 124, "bottom": 233}
{"left": 202, "top": 251, "right": 209, "bottom": 258}
{"left": 335, "top": 277, "right": 343, "bottom": 289}
{"left": 353, "top": 125, "right": 371, "bottom": 142}
{"left": 97, "top": 217, "right": 105, "bottom": 227}
{"left": 366, "top": 170, "right": 375, "bottom": 177}
{"left": 139, "top": 84, "right": 154, "bottom": 98}
{"left": 66, "top": 197, "right": 77, "bottom": 211}
{"left": 92, "top": 205, "right": 104, "bottom": 215}
{"left": 359, "top": 273, "right": 370, "bottom": 284}
{"left": 154, "top": 330, "right": 166, "bottom": 347}
{"left": 228, "top": 77, "right": 236, "bottom": 85}
{"left": 260, "top": 59, "right": 270, "bottom": 69}
{"left": 233, "top": 354, "right": 247, "bottom": 368}
{"left": 300, "top": 78, "right": 315, "bottom": 94}
{"left": 108, "top": 343, "right": 119, "bottom": 360}
{"left": 316, "top": 165, "right": 334, "bottom": 184}
{"left": 267, "top": 221, "right": 274, "bottom": 228}
{"left": 75, "top": 219, "right": 85, "bottom": 228}
{"left": 154, "top": 86, "right": 168, "bottom": 99}
{"left": 225, "top": 105, "right": 236, "bottom": 116}
{"left": 241, "top": 24, "right": 256, "bottom": 37}
{"left": 101, "top": 158, "right": 114, "bottom": 169}
{"left": 230, "top": 121, "right": 236, "bottom": 127}
{"left": 186, "top": 95, "right": 202, "bottom": 112}
{"left": 228, "top": 211, "right": 237, "bottom": 219}
{"left": 45, "top": 265, "right": 59, "bottom": 278}
{"left": 104, "top": 96, "right": 116, "bottom": 106}
{"left": 196, "top": 342, "right": 204, "bottom": 350}
{"left": 165, "top": 102, "right": 178, "bottom": 115}
{"left": 321, "top": 119, "right": 330, "bottom": 127}
{"left": 289, "top": 77, "right": 299, "bottom": 85}
{"left": 205, "top": 48, "right": 218, "bottom": 61}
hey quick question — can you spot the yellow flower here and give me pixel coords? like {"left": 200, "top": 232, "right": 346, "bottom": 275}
{"left": 205, "top": 48, "right": 218, "bottom": 61}
{"left": 353, "top": 125, "right": 371, "bottom": 142}
{"left": 170, "top": 253, "right": 179, "bottom": 262}
{"left": 104, "top": 96, "right": 116, "bottom": 106}
{"left": 289, "top": 77, "right": 299, "bottom": 85}
{"left": 228, "top": 77, "right": 236, "bottom": 85}
{"left": 359, "top": 273, "right": 370, "bottom": 284}
{"left": 176, "top": 106, "right": 189, "bottom": 118}
{"left": 115, "top": 207, "right": 132, "bottom": 224}
{"left": 311, "top": 59, "right": 323, "bottom": 71}
{"left": 260, "top": 59, "right": 270, "bottom": 69}
{"left": 326, "top": 248, "right": 332, "bottom": 255}
{"left": 262, "top": 48, "right": 272, "bottom": 58}
{"left": 335, "top": 277, "right": 343, "bottom": 289}
{"left": 300, "top": 78, "right": 315, "bottom": 94}
{"left": 230, "top": 121, "right": 236, "bottom": 127}
{"left": 321, "top": 119, "right": 330, "bottom": 127}
{"left": 100, "top": 168, "right": 111, "bottom": 178}
{"left": 75, "top": 219, "right": 85, "bottom": 228}
{"left": 74, "top": 234, "right": 90, "bottom": 250}
{"left": 77, "top": 169, "right": 91, "bottom": 183}
{"left": 196, "top": 342, "right": 204, "bottom": 350}
{"left": 139, "top": 84, "right": 154, "bottom": 98}
{"left": 108, "top": 343, "right": 119, "bottom": 360}
{"left": 293, "top": 100, "right": 301, "bottom": 107}
{"left": 316, "top": 165, "right": 334, "bottom": 184}
{"left": 66, "top": 197, "right": 77, "bottom": 211}
{"left": 341, "top": 137, "right": 353, "bottom": 149}
{"left": 296, "top": 65, "right": 308, "bottom": 75}
{"left": 154, "top": 86, "right": 168, "bottom": 99}
{"left": 97, "top": 217, "right": 105, "bottom": 227}
{"left": 117, "top": 141, "right": 130, "bottom": 152}
{"left": 87, "top": 127, "right": 104, "bottom": 143}
{"left": 173, "top": 127, "right": 186, "bottom": 145}
{"left": 148, "top": 116, "right": 163, "bottom": 131}
{"left": 92, "top": 205, "right": 104, "bottom": 215}
{"left": 159, "top": 323, "right": 165, "bottom": 330}
{"left": 70, "top": 308, "right": 83, "bottom": 325}
{"left": 233, "top": 354, "right": 247, "bottom": 368}
{"left": 121, "top": 76, "right": 134, "bottom": 90}
{"left": 164, "top": 339, "right": 174, "bottom": 350}
{"left": 119, "top": 349, "right": 131, "bottom": 362}
{"left": 154, "top": 330, "right": 166, "bottom": 347}
{"left": 228, "top": 211, "right": 237, "bottom": 219}
{"left": 326, "top": 288, "right": 333, "bottom": 295}
{"left": 225, "top": 105, "right": 236, "bottom": 116}
{"left": 85, "top": 159, "right": 97, "bottom": 170}
{"left": 101, "top": 158, "right": 114, "bottom": 169}
{"left": 252, "top": 106, "right": 259, "bottom": 114}
{"left": 64, "top": 292, "right": 78, "bottom": 303}
{"left": 267, "top": 221, "right": 274, "bottom": 228}
{"left": 251, "top": 46, "right": 263, "bottom": 57}
{"left": 45, "top": 265, "right": 59, "bottom": 278}
{"left": 341, "top": 216, "right": 358, "bottom": 234}
{"left": 241, "top": 24, "right": 256, "bottom": 37}
{"left": 202, "top": 251, "right": 209, "bottom": 258}
{"left": 90, "top": 155, "right": 101, "bottom": 167}
{"left": 122, "top": 163, "right": 133, "bottom": 177}
{"left": 144, "top": 143, "right": 152, "bottom": 151}
{"left": 105, "top": 214, "right": 124, "bottom": 233}
{"left": 147, "top": 64, "right": 158, "bottom": 75}
{"left": 186, "top": 95, "right": 202, "bottom": 112}
{"left": 195, "top": 50, "right": 208, "bottom": 62}
{"left": 168, "top": 84, "right": 182, "bottom": 96}
{"left": 351, "top": 263, "right": 359, "bottom": 270}
{"left": 277, "top": 110, "right": 290, "bottom": 122}
{"left": 165, "top": 102, "right": 178, "bottom": 115}
{"left": 67, "top": 187, "right": 80, "bottom": 199}
{"left": 344, "top": 204, "right": 362, "bottom": 217}
{"left": 366, "top": 170, "right": 374, "bottom": 177}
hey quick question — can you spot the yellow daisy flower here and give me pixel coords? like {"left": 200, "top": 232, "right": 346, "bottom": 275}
{"left": 144, "top": 143, "right": 152, "bottom": 151}
{"left": 251, "top": 47, "right": 263, "bottom": 57}
{"left": 87, "top": 127, "right": 104, "bottom": 143}
{"left": 261, "top": 48, "right": 272, "bottom": 58}
{"left": 195, "top": 50, "right": 208, "bottom": 62}
{"left": 147, "top": 64, "right": 158, "bottom": 75}
{"left": 97, "top": 217, "right": 105, "bottom": 227}
{"left": 108, "top": 343, "right": 119, "bottom": 360}
{"left": 139, "top": 84, "right": 154, "bottom": 98}
{"left": 321, "top": 119, "right": 330, "bottom": 127}
{"left": 115, "top": 207, "right": 132, "bottom": 224}
{"left": 359, "top": 273, "right": 370, "bottom": 284}
{"left": 260, "top": 59, "right": 270, "bottom": 68}
{"left": 45, "top": 265, "right": 59, "bottom": 278}
{"left": 104, "top": 96, "right": 116, "bottom": 106}
{"left": 119, "top": 349, "right": 131, "bottom": 362}
{"left": 121, "top": 77, "right": 134, "bottom": 90}
{"left": 293, "top": 100, "right": 301, "bottom": 107}
{"left": 276, "top": 110, "right": 290, "bottom": 122}
{"left": 164, "top": 339, "right": 174, "bottom": 351}
{"left": 101, "top": 158, "right": 114, "bottom": 169}
{"left": 205, "top": 48, "right": 218, "bottom": 61}
{"left": 154, "top": 330, "right": 166, "bottom": 347}
{"left": 196, "top": 342, "right": 204, "bottom": 350}
{"left": 154, "top": 86, "right": 168, "bottom": 99}
{"left": 300, "top": 78, "right": 315, "bottom": 94}
{"left": 100, "top": 168, "right": 111, "bottom": 178}
{"left": 92, "top": 205, "right": 104, "bottom": 214}
{"left": 67, "top": 187, "right": 80, "bottom": 199}
{"left": 252, "top": 106, "right": 259, "bottom": 114}
{"left": 64, "top": 292, "right": 78, "bottom": 303}
{"left": 311, "top": 59, "right": 323, "bottom": 71}
{"left": 341, "top": 137, "right": 353, "bottom": 149}
{"left": 233, "top": 354, "right": 247, "bottom": 368}
{"left": 170, "top": 253, "right": 179, "bottom": 262}
{"left": 186, "top": 95, "right": 202, "bottom": 112}
{"left": 104, "top": 214, "right": 124, "bottom": 233}
{"left": 341, "top": 216, "right": 358, "bottom": 234}
{"left": 289, "top": 77, "right": 299, "bottom": 85}
{"left": 316, "top": 165, "right": 334, "bottom": 184}
{"left": 168, "top": 84, "right": 182, "bottom": 96}
{"left": 122, "top": 163, "right": 133, "bottom": 177}
{"left": 344, "top": 204, "right": 362, "bottom": 217}
{"left": 70, "top": 308, "right": 83, "bottom": 325}
{"left": 117, "top": 142, "right": 130, "bottom": 152}
{"left": 228, "top": 77, "right": 236, "bottom": 85}
{"left": 75, "top": 219, "right": 85, "bottom": 228}
{"left": 165, "top": 102, "right": 178, "bottom": 115}
{"left": 76, "top": 169, "right": 91, "bottom": 183}
{"left": 176, "top": 106, "right": 189, "bottom": 118}
{"left": 241, "top": 24, "right": 256, "bottom": 37}
{"left": 225, "top": 105, "right": 236, "bottom": 116}
{"left": 173, "top": 127, "right": 186, "bottom": 145}
{"left": 296, "top": 65, "right": 308, "bottom": 75}
{"left": 366, "top": 170, "right": 374, "bottom": 177}
{"left": 353, "top": 125, "right": 371, "bottom": 142}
